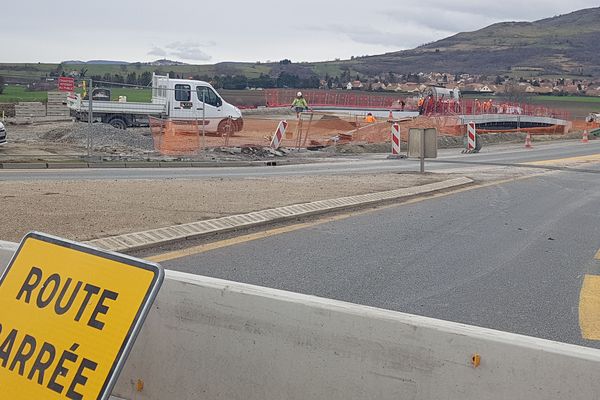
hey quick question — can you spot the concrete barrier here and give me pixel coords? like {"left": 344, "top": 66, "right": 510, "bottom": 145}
{"left": 2, "top": 243, "right": 600, "bottom": 399}
{"left": 113, "top": 270, "right": 600, "bottom": 400}
{"left": 0, "top": 240, "right": 17, "bottom": 270}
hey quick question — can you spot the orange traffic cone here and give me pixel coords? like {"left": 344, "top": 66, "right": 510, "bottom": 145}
{"left": 582, "top": 130, "right": 589, "bottom": 144}
{"left": 525, "top": 133, "right": 533, "bottom": 149}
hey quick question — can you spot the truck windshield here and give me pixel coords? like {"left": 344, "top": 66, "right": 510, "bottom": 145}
{"left": 175, "top": 84, "right": 191, "bottom": 102}
{"left": 197, "top": 87, "right": 222, "bottom": 108}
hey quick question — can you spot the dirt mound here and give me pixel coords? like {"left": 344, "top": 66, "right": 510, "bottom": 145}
{"left": 313, "top": 115, "right": 356, "bottom": 131}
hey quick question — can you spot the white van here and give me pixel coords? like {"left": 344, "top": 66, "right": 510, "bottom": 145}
{"left": 67, "top": 74, "right": 243, "bottom": 133}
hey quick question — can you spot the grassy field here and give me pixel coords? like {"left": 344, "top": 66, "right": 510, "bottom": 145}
{"left": 463, "top": 94, "right": 600, "bottom": 119}
{"left": 534, "top": 96, "right": 600, "bottom": 103}
{"left": 108, "top": 88, "right": 151, "bottom": 102}
{"left": 0, "top": 85, "right": 48, "bottom": 102}
{"left": 0, "top": 85, "right": 152, "bottom": 103}
{"left": 528, "top": 96, "right": 600, "bottom": 118}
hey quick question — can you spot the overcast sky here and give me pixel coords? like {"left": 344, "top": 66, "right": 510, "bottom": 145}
{"left": 3, "top": 1, "right": 599, "bottom": 64}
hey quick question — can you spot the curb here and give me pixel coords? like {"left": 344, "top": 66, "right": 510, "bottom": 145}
{"left": 0, "top": 160, "right": 294, "bottom": 170}
{"left": 85, "top": 177, "right": 474, "bottom": 253}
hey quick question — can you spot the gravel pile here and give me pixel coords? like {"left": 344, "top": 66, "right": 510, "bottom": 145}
{"left": 42, "top": 123, "right": 154, "bottom": 152}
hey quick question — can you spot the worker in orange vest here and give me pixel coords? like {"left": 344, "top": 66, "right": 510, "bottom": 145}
{"left": 364, "top": 113, "right": 376, "bottom": 123}
{"left": 418, "top": 97, "right": 425, "bottom": 115}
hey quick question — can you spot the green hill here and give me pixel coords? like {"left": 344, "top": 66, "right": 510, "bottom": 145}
{"left": 341, "top": 7, "right": 600, "bottom": 77}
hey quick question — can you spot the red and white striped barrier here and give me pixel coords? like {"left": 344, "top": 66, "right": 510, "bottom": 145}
{"left": 582, "top": 130, "right": 589, "bottom": 144}
{"left": 391, "top": 123, "right": 401, "bottom": 155}
{"left": 270, "top": 120, "right": 288, "bottom": 149}
{"left": 467, "top": 121, "right": 477, "bottom": 151}
{"left": 525, "top": 133, "right": 533, "bottom": 149}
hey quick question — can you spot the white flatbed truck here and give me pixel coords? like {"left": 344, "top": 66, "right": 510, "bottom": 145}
{"left": 67, "top": 74, "right": 243, "bottom": 133}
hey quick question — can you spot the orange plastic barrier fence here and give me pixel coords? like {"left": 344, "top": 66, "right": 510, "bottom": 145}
{"left": 148, "top": 114, "right": 578, "bottom": 156}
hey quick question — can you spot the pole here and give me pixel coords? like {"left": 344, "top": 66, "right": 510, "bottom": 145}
{"left": 202, "top": 89, "right": 206, "bottom": 151}
{"left": 87, "top": 78, "right": 93, "bottom": 159}
{"left": 420, "top": 130, "right": 425, "bottom": 174}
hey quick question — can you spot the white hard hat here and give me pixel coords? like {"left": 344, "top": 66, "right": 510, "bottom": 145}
{"left": 297, "top": 92, "right": 302, "bottom": 97}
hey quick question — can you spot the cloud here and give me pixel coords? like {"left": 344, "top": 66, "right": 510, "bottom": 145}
{"left": 147, "top": 41, "right": 212, "bottom": 61}
{"left": 310, "top": 23, "right": 451, "bottom": 50}
{"left": 148, "top": 46, "right": 167, "bottom": 57}
{"left": 166, "top": 41, "right": 216, "bottom": 49}
{"left": 170, "top": 48, "right": 212, "bottom": 61}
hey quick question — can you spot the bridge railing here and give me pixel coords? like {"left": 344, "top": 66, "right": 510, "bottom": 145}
{"left": 264, "top": 90, "right": 570, "bottom": 120}
{"left": 265, "top": 89, "right": 407, "bottom": 110}
{"left": 423, "top": 99, "right": 570, "bottom": 120}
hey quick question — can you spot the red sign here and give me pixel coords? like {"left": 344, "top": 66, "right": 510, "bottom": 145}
{"left": 58, "top": 76, "right": 75, "bottom": 92}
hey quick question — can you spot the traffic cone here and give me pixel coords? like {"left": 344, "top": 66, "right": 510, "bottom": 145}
{"left": 524, "top": 133, "right": 533, "bottom": 149}
{"left": 582, "top": 130, "right": 589, "bottom": 144}
{"left": 388, "top": 110, "right": 394, "bottom": 122}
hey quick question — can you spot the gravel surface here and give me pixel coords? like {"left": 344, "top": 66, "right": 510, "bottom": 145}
{"left": 41, "top": 123, "right": 154, "bottom": 152}
{"left": 0, "top": 173, "right": 454, "bottom": 242}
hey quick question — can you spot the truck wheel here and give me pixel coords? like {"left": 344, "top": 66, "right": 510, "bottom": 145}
{"left": 234, "top": 119, "right": 244, "bottom": 132}
{"left": 218, "top": 119, "right": 235, "bottom": 136}
{"left": 108, "top": 118, "right": 127, "bottom": 130}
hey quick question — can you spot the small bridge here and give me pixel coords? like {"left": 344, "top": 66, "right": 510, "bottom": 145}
{"left": 459, "top": 114, "right": 570, "bottom": 131}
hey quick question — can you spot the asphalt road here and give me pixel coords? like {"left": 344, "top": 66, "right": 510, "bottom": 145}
{"left": 159, "top": 165, "right": 600, "bottom": 348}
{"left": 1, "top": 140, "right": 600, "bottom": 181}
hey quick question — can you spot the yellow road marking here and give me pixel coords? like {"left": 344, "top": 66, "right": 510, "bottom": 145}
{"left": 148, "top": 218, "right": 340, "bottom": 263}
{"left": 580, "top": 275, "right": 600, "bottom": 340}
{"left": 526, "top": 153, "right": 600, "bottom": 167}
{"left": 148, "top": 175, "right": 537, "bottom": 263}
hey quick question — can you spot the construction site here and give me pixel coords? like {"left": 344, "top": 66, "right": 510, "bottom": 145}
{"left": 1, "top": 83, "right": 599, "bottom": 163}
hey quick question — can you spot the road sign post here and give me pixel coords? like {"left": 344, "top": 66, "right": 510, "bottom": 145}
{"left": 408, "top": 128, "right": 438, "bottom": 173}
{"left": 87, "top": 79, "right": 93, "bottom": 159}
{"left": 0, "top": 232, "right": 164, "bottom": 400}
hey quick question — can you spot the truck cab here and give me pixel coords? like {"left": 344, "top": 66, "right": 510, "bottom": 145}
{"left": 153, "top": 75, "right": 243, "bottom": 133}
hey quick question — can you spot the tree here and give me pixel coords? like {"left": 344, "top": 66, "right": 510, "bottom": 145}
{"left": 0, "top": 76, "right": 4, "bottom": 94}
{"left": 387, "top": 72, "right": 396, "bottom": 84}
{"left": 504, "top": 82, "right": 528, "bottom": 103}
{"left": 126, "top": 72, "right": 138, "bottom": 85}
{"left": 276, "top": 72, "right": 300, "bottom": 88}
{"left": 139, "top": 71, "right": 153, "bottom": 86}
{"left": 279, "top": 59, "right": 292, "bottom": 65}
{"left": 222, "top": 75, "right": 248, "bottom": 90}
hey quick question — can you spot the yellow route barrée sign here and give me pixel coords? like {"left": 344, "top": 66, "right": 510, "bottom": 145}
{"left": 0, "top": 232, "right": 164, "bottom": 400}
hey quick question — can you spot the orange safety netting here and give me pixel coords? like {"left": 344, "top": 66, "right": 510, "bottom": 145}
{"left": 149, "top": 114, "right": 581, "bottom": 156}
